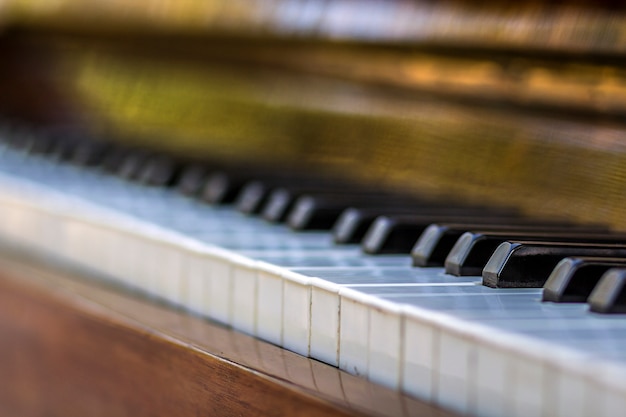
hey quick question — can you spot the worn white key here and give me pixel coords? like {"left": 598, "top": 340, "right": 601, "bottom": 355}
{"left": 309, "top": 277, "right": 341, "bottom": 366}
{"left": 338, "top": 287, "right": 370, "bottom": 377}
{"left": 282, "top": 270, "right": 311, "bottom": 356}
{"left": 473, "top": 338, "right": 510, "bottom": 417}
{"left": 510, "top": 344, "right": 545, "bottom": 417}
{"left": 256, "top": 262, "right": 285, "bottom": 346}
{"left": 183, "top": 242, "right": 213, "bottom": 316}
{"left": 402, "top": 306, "right": 438, "bottom": 402}
{"left": 231, "top": 255, "right": 258, "bottom": 336}
{"left": 368, "top": 297, "right": 403, "bottom": 389}
{"left": 540, "top": 349, "right": 585, "bottom": 417}
{"left": 204, "top": 247, "right": 236, "bottom": 326}
{"left": 594, "top": 362, "right": 626, "bottom": 417}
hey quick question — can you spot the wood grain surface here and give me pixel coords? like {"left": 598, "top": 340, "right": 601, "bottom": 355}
{"left": 0, "top": 256, "right": 455, "bottom": 417}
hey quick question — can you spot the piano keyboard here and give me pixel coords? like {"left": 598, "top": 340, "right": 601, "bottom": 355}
{"left": 1, "top": 133, "right": 626, "bottom": 417}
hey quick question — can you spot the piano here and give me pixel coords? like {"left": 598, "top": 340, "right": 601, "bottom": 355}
{"left": 1, "top": 1, "right": 626, "bottom": 416}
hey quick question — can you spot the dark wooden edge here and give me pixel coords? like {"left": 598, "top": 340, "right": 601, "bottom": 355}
{"left": 0, "top": 254, "right": 455, "bottom": 417}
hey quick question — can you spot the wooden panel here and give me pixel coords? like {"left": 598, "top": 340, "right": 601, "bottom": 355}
{"left": 0, "top": 257, "right": 454, "bottom": 417}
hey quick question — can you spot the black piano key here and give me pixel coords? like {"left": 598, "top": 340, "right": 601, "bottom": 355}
{"left": 445, "top": 230, "right": 626, "bottom": 276}
{"left": 176, "top": 163, "right": 210, "bottom": 196}
{"left": 332, "top": 203, "right": 509, "bottom": 245}
{"left": 361, "top": 214, "right": 544, "bottom": 255}
{"left": 101, "top": 146, "right": 133, "bottom": 174}
{"left": 411, "top": 222, "right": 600, "bottom": 267}
{"left": 116, "top": 150, "right": 154, "bottom": 181}
{"left": 239, "top": 176, "right": 356, "bottom": 216}
{"left": 201, "top": 171, "right": 249, "bottom": 204}
{"left": 361, "top": 216, "right": 432, "bottom": 254}
{"left": 261, "top": 184, "right": 356, "bottom": 223}
{"left": 287, "top": 195, "right": 343, "bottom": 230}
{"left": 542, "top": 257, "right": 626, "bottom": 303}
{"left": 4, "top": 126, "right": 36, "bottom": 151}
{"left": 261, "top": 187, "right": 298, "bottom": 222}
{"left": 137, "top": 155, "right": 183, "bottom": 187}
{"left": 287, "top": 194, "right": 398, "bottom": 230}
{"left": 413, "top": 222, "right": 608, "bottom": 268}
{"left": 202, "top": 168, "right": 291, "bottom": 206}
{"left": 236, "top": 180, "right": 274, "bottom": 214}
{"left": 334, "top": 208, "right": 397, "bottom": 245}
{"left": 333, "top": 207, "right": 429, "bottom": 244}
{"left": 49, "top": 135, "right": 81, "bottom": 161}
{"left": 9, "top": 128, "right": 58, "bottom": 154}
{"left": 482, "top": 241, "right": 626, "bottom": 288}
{"left": 25, "top": 132, "right": 59, "bottom": 155}
{"left": 70, "top": 140, "right": 111, "bottom": 167}
{"left": 588, "top": 269, "right": 626, "bottom": 314}
{"left": 0, "top": 123, "right": 14, "bottom": 145}
{"left": 5, "top": 125, "right": 45, "bottom": 151}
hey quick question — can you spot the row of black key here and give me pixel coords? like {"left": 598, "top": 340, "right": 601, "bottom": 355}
{"left": 5, "top": 126, "right": 626, "bottom": 314}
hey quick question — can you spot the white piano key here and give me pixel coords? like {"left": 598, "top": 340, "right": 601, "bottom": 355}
{"left": 436, "top": 329, "right": 473, "bottom": 414}
{"left": 602, "top": 388, "right": 626, "bottom": 417}
{"left": 473, "top": 340, "right": 510, "bottom": 417}
{"left": 510, "top": 347, "right": 545, "bottom": 417}
{"left": 20, "top": 205, "right": 43, "bottom": 250}
{"left": 282, "top": 269, "right": 312, "bottom": 356}
{"left": 475, "top": 327, "right": 566, "bottom": 417}
{"left": 551, "top": 352, "right": 588, "bottom": 417}
{"left": 184, "top": 243, "right": 213, "bottom": 316}
{"left": 594, "top": 362, "right": 626, "bottom": 417}
{"left": 76, "top": 220, "right": 99, "bottom": 268}
{"left": 81, "top": 222, "right": 102, "bottom": 273}
{"left": 485, "top": 328, "right": 555, "bottom": 417}
{"left": 84, "top": 222, "right": 108, "bottom": 272}
{"left": 368, "top": 297, "right": 403, "bottom": 390}
{"left": 204, "top": 247, "right": 236, "bottom": 326}
{"left": 63, "top": 217, "right": 85, "bottom": 265}
{"left": 0, "top": 199, "right": 14, "bottom": 236}
{"left": 402, "top": 307, "right": 438, "bottom": 402}
{"left": 583, "top": 370, "right": 605, "bottom": 417}
{"left": 120, "top": 229, "right": 143, "bottom": 288}
{"left": 107, "top": 228, "right": 135, "bottom": 287}
{"left": 472, "top": 325, "right": 559, "bottom": 417}
{"left": 302, "top": 266, "right": 473, "bottom": 370}
{"left": 94, "top": 224, "right": 113, "bottom": 282}
{"left": 231, "top": 255, "right": 259, "bottom": 336}
{"left": 5, "top": 200, "right": 32, "bottom": 244}
{"left": 256, "top": 262, "right": 285, "bottom": 345}
{"left": 309, "top": 278, "right": 341, "bottom": 366}
{"left": 134, "top": 233, "right": 162, "bottom": 296}
{"left": 338, "top": 287, "right": 370, "bottom": 377}
{"left": 153, "top": 239, "right": 186, "bottom": 305}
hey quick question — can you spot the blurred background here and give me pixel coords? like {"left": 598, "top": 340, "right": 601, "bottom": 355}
{"left": 1, "top": 0, "right": 626, "bottom": 227}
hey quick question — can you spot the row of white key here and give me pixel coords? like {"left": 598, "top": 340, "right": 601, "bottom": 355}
{"left": 0, "top": 173, "right": 625, "bottom": 417}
